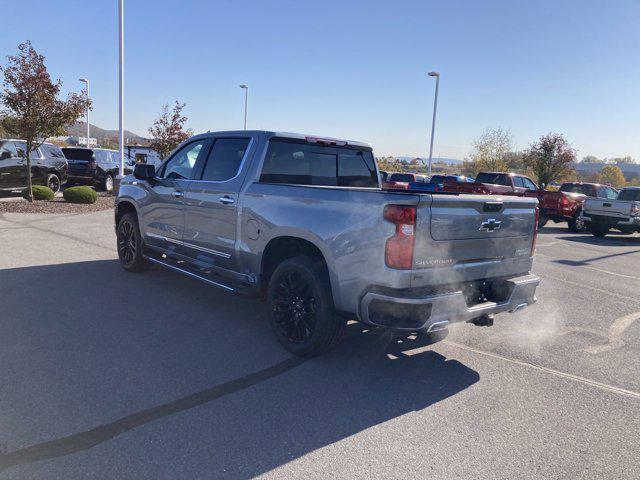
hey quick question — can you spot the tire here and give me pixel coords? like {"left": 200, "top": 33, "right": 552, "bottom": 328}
{"left": 116, "top": 212, "right": 149, "bottom": 272}
{"left": 267, "top": 256, "right": 345, "bottom": 357}
{"left": 591, "top": 224, "right": 609, "bottom": 238}
{"left": 538, "top": 213, "right": 549, "bottom": 229}
{"left": 102, "top": 173, "right": 114, "bottom": 193}
{"left": 46, "top": 174, "right": 61, "bottom": 193}
{"left": 568, "top": 210, "right": 587, "bottom": 233}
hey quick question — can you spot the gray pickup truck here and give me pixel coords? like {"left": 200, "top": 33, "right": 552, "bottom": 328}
{"left": 582, "top": 186, "right": 640, "bottom": 237}
{"left": 115, "top": 131, "right": 539, "bottom": 356}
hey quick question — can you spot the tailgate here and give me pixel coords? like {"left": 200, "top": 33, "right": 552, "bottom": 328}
{"left": 584, "top": 198, "right": 632, "bottom": 218}
{"left": 413, "top": 194, "right": 537, "bottom": 270}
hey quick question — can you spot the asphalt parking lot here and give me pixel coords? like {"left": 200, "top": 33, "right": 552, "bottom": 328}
{"left": 1, "top": 211, "right": 639, "bottom": 479}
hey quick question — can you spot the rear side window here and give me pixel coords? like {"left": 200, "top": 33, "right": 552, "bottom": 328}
{"left": 41, "top": 144, "right": 65, "bottom": 158}
{"left": 260, "top": 141, "right": 377, "bottom": 187}
{"left": 200, "top": 138, "right": 250, "bottom": 182}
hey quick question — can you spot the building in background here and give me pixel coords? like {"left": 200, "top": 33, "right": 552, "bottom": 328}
{"left": 125, "top": 145, "right": 161, "bottom": 166}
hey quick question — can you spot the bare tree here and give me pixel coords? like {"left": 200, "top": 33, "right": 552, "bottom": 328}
{"left": 0, "top": 41, "right": 90, "bottom": 201}
{"left": 468, "top": 127, "right": 513, "bottom": 173}
{"left": 148, "top": 101, "right": 192, "bottom": 160}
{"left": 524, "top": 133, "right": 576, "bottom": 187}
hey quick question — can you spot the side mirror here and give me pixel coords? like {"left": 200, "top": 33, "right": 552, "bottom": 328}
{"left": 0, "top": 151, "right": 12, "bottom": 160}
{"left": 134, "top": 163, "right": 155, "bottom": 180}
{"left": 540, "top": 183, "right": 546, "bottom": 190}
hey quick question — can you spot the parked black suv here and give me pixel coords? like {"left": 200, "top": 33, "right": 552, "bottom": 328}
{"left": 62, "top": 147, "right": 133, "bottom": 192}
{"left": 0, "top": 139, "right": 68, "bottom": 192}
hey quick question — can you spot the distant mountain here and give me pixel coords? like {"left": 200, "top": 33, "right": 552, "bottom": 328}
{"left": 67, "top": 122, "right": 147, "bottom": 144}
{"left": 394, "top": 156, "right": 464, "bottom": 165}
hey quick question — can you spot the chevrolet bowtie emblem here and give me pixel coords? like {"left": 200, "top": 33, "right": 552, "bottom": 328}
{"left": 480, "top": 218, "right": 502, "bottom": 232}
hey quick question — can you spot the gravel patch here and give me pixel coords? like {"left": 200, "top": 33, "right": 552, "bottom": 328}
{"left": 0, "top": 193, "right": 114, "bottom": 214}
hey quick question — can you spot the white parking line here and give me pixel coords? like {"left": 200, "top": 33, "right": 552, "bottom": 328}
{"left": 543, "top": 273, "right": 640, "bottom": 303}
{"left": 443, "top": 341, "right": 640, "bottom": 400}
{"left": 584, "top": 311, "right": 640, "bottom": 354}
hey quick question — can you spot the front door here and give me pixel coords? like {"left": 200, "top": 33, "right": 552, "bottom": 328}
{"left": 183, "top": 136, "right": 254, "bottom": 273}
{"left": 139, "top": 139, "right": 209, "bottom": 254}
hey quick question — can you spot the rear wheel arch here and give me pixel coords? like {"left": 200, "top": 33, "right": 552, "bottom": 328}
{"left": 260, "top": 236, "right": 334, "bottom": 302}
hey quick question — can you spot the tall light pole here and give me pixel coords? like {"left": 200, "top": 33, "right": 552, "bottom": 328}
{"left": 79, "top": 78, "right": 90, "bottom": 146}
{"left": 239, "top": 84, "right": 248, "bottom": 130}
{"left": 427, "top": 71, "right": 440, "bottom": 176}
{"left": 117, "top": 0, "right": 125, "bottom": 180}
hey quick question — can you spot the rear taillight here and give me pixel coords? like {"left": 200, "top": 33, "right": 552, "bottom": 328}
{"left": 531, "top": 207, "right": 539, "bottom": 256}
{"left": 560, "top": 195, "right": 570, "bottom": 207}
{"left": 384, "top": 204, "right": 416, "bottom": 269}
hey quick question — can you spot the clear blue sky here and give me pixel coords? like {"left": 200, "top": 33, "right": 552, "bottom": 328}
{"left": 2, "top": 0, "right": 639, "bottom": 160}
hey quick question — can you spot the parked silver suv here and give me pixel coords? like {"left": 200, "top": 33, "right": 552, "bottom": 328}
{"left": 115, "top": 131, "right": 539, "bottom": 356}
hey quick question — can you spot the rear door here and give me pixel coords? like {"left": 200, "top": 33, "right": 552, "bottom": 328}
{"left": 182, "top": 136, "right": 254, "bottom": 272}
{"left": 0, "top": 141, "right": 22, "bottom": 189}
{"left": 140, "top": 138, "right": 209, "bottom": 252}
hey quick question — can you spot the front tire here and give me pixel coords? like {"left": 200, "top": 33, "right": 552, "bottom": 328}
{"left": 267, "top": 256, "right": 345, "bottom": 357}
{"left": 46, "top": 174, "right": 61, "bottom": 193}
{"left": 117, "top": 212, "right": 149, "bottom": 272}
{"left": 102, "top": 173, "right": 114, "bottom": 193}
{"left": 568, "top": 211, "right": 587, "bottom": 232}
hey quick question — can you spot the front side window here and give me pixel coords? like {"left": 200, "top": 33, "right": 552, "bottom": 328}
{"left": 523, "top": 177, "right": 538, "bottom": 190}
{"left": 161, "top": 140, "right": 206, "bottom": 180}
{"left": 513, "top": 176, "right": 525, "bottom": 188}
{"left": 200, "top": 138, "right": 250, "bottom": 182}
{"left": 606, "top": 187, "right": 618, "bottom": 199}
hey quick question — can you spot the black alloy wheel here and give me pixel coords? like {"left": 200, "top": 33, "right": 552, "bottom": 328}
{"left": 116, "top": 212, "right": 148, "bottom": 272}
{"left": 272, "top": 271, "right": 318, "bottom": 343}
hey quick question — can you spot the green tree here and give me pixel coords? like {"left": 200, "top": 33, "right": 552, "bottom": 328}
{"left": 468, "top": 127, "right": 513, "bottom": 173}
{"left": 0, "top": 41, "right": 90, "bottom": 201}
{"left": 524, "top": 133, "right": 576, "bottom": 187}
{"left": 581, "top": 155, "right": 603, "bottom": 163}
{"left": 600, "top": 165, "right": 626, "bottom": 188}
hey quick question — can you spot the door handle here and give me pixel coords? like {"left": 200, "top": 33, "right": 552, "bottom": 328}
{"left": 219, "top": 196, "right": 235, "bottom": 205}
{"left": 173, "top": 191, "right": 184, "bottom": 198}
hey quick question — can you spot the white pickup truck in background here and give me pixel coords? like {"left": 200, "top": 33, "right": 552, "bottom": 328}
{"left": 581, "top": 186, "right": 640, "bottom": 238}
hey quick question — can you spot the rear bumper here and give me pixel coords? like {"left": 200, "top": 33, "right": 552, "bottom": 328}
{"left": 581, "top": 213, "right": 640, "bottom": 228}
{"left": 359, "top": 274, "right": 539, "bottom": 332}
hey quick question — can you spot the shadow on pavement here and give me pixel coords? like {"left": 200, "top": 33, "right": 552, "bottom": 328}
{"left": 0, "top": 260, "right": 479, "bottom": 476}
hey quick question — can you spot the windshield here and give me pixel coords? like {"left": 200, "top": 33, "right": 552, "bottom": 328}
{"left": 618, "top": 189, "right": 640, "bottom": 201}
{"left": 388, "top": 173, "right": 414, "bottom": 182}
{"left": 560, "top": 183, "right": 590, "bottom": 195}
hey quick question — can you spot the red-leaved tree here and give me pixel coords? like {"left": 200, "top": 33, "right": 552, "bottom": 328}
{"left": 0, "top": 41, "right": 90, "bottom": 201}
{"left": 148, "top": 101, "right": 192, "bottom": 160}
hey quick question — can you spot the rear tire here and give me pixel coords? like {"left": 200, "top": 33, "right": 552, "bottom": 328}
{"left": 267, "top": 256, "right": 345, "bottom": 357}
{"left": 591, "top": 224, "right": 609, "bottom": 238}
{"left": 568, "top": 210, "right": 587, "bottom": 232}
{"left": 117, "top": 212, "right": 149, "bottom": 272}
{"left": 46, "top": 174, "right": 61, "bottom": 193}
